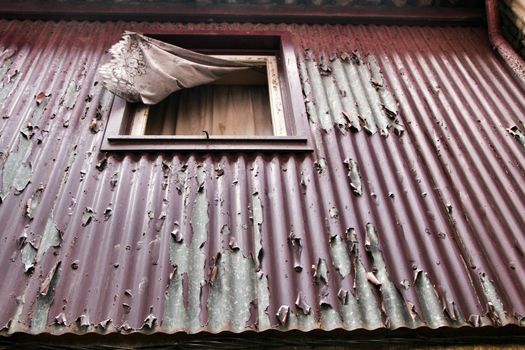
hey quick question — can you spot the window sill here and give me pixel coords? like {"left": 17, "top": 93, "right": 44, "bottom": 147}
{"left": 101, "top": 135, "right": 311, "bottom": 152}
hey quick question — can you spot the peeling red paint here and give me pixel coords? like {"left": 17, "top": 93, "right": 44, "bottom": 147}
{"left": 0, "top": 19, "right": 523, "bottom": 337}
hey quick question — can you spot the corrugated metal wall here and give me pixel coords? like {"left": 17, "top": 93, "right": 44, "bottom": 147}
{"left": 0, "top": 20, "right": 524, "bottom": 336}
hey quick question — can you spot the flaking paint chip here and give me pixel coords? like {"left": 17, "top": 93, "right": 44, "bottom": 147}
{"left": 508, "top": 126, "right": 525, "bottom": 149}
{"left": 288, "top": 231, "right": 303, "bottom": 271}
{"left": 103, "top": 207, "right": 112, "bottom": 220}
{"left": 96, "top": 155, "right": 108, "bottom": 171}
{"left": 319, "top": 286, "right": 331, "bottom": 307}
{"left": 54, "top": 313, "right": 67, "bottom": 326}
{"left": 276, "top": 305, "right": 290, "bottom": 325}
{"left": 314, "top": 158, "right": 326, "bottom": 174}
{"left": 329, "top": 207, "right": 339, "bottom": 219}
{"left": 468, "top": 314, "right": 481, "bottom": 328}
{"left": 337, "top": 288, "right": 349, "bottom": 305}
{"left": 82, "top": 207, "right": 95, "bottom": 227}
{"left": 351, "top": 50, "right": 361, "bottom": 65}
{"left": 171, "top": 229, "right": 183, "bottom": 243}
{"left": 319, "top": 62, "right": 332, "bottom": 75}
{"left": 246, "top": 299, "right": 259, "bottom": 330}
{"left": 370, "top": 78, "right": 383, "bottom": 88}
{"left": 7, "top": 69, "right": 18, "bottom": 83}
{"left": 343, "top": 158, "right": 362, "bottom": 196}
{"left": 215, "top": 167, "right": 224, "bottom": 178}
{"left": 98, "top": 319, "right": 111, "bottom": 330}
{"left": 120, "top": 323, "right": 132, "bottom": 332}
{"left": 109, "top": 173, "right": 118, "bottom": 188}
{"left": 39, "top": 261, "right": 61, "bottom": 296}
{"left": 35, "top": 91, "right": 46, "bottom": 105}
{"left": 21, "top": 242, "right": 37, "bottom": 273}
{"left": 77, "top": 314, "right": 90, "bottom": 328}
{"left": 313, "top": 258, "right": 328, "bottom": 284}
{"left": 89, "top": 118, "right": 99, "bottom": 133}
{"left": 304, "top": 48, "right": 313, "bottom": 61}
{"left": 295, "top": 292, "right": 311, "bottom": 315}
{"left": 143, "top": 314, "right": 157, "bottom": 329}
{"left": 400, "top": 279, "right": 410, "bottom": 289}
{"left": 228, "top": 236, "right": 239, "bottom": 251}
{"left": 366, "top": 272, "right": 381, "bottom": 286}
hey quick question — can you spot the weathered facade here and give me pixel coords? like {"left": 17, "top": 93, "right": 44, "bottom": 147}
{"left": 0, "top": 1, "right": 525, "bottom": 347}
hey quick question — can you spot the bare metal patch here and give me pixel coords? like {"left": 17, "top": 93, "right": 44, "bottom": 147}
{"left": 25, "top": 185, "right": 45, "bottom": 220}
{"left": 36, "top": 218, "right": 62, "bottom": 263}
{"left": 344, "top": 158, "right": 362, "bottom": 196}
{"left": 20, "top": 242, "right": 37, "bottom": 273}
{"left": 32, "top": 261, "right": 61, "bottom": 333}
{"left": 479, "top": 272, "right": 508, "bottom": 326}
{"left": 165, "top": 165, "right": 208, "bottom": 333}
{"left": 207, "top": 250, "right": 257, "bottom": 332}
{"left": 1, "top": 137, "right": 33, "bottom": 201}
{"left": 301, "top": 51, "right": 403, "bottom": 135}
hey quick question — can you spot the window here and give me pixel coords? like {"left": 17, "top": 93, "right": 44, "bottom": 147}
{"left": 128, "top": 55, "right": 285, "bottom": 137}
{"left": 101, "top": 31, "right": 311, "bottom": 152}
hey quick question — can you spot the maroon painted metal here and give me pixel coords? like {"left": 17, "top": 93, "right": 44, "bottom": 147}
{"left": 0, "top": 19, "right": 524, "bottom": 339}
{"left": 0, "top": 2, "right": 484, "bottom": 25}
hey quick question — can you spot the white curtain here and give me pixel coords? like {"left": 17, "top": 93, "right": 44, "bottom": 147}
{"left": 98, "top": 32, "right": 253, "bottom": 105}
{"left": 144, "top": 85, "right": 273, "bottom": 136}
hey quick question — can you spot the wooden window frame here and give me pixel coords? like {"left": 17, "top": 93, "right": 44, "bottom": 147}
{"left": 128, "top": 55, "right": 286, "bottom": 137}
{"left": 100, "top": 30, "right": 312, "bottom": 152}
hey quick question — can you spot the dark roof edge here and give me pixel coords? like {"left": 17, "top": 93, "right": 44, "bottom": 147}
{"left": 2, "top": 326, "right": 525, "bottom": 349}
{"left": 0, "top": 2, "right": 484, "bottom": 26}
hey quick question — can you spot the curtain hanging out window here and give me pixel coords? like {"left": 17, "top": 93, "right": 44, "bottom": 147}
{"left": 98, "top": 31, "right": 253, "bottom": 105}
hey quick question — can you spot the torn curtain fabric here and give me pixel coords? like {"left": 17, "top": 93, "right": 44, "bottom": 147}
{"left": 98, "top": 32, "right": 252, "bottom": 105}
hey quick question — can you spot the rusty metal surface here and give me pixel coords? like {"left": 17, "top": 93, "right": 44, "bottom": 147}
{"left": 0, "top": 20, "right": 524, "bottom": 337}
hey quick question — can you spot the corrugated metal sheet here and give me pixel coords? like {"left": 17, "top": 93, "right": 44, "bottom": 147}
{"left": 0, "top": 20, "right": 524, "bottom": 337}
